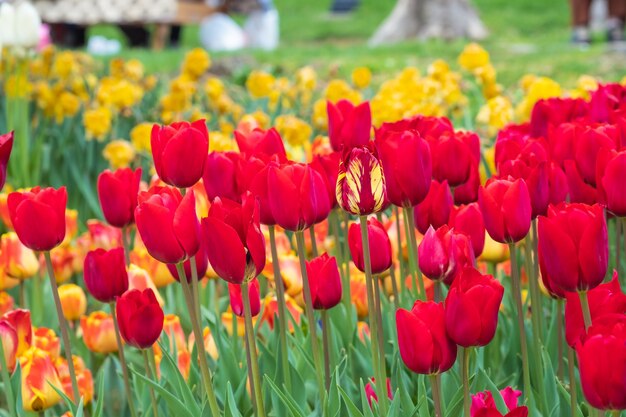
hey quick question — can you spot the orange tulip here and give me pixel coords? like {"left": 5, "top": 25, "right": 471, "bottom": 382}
{"left": 161, "top": 314, "right": 187, "bottom": 353}
{"left": 85, "top": 219, "right": 123, "bottom": 250}
{"left": 62, "top": 209, "right": 79, "bottom": 245}
{"left": 0, "top": 267, "right": 19, "bottom": 291}
{"left": 221, "top": 311, "right": 247, "bottom": 337}
{"left": 188, "top": 327, "right": 218, "bottom": 360}
{"left": 0, "top": 232, "right": 39, "bottom": 280}
{"left": 260, "top": 294, "right": 303, "bottom": 332}
{"left": 42, "top": 246, "right": 76, "bottom": 284}
{"left": 350, "top": 274, "right": 368, "bottom": 319}
{"left": 3, "top": 309, "right": 32, "bottom": 355}
{"left": 80, "top": 311, "right": 118, "bottom": 354}
{"left": 127, "top": 265, "right": 164, "bottom": 305}
{"left": 33, "top": 327, "right": 61, "bottom": 361}
{"left": 58, "top": 284, "right": 87, "bottom": 321}
{"left": 0, "top": 319, "right": 17, "bottom": 372}
{"left": 130, "top": 246, "right": 175, "bottom": 288}
{"left": 20, "top": 347, "right": 63, "bottom": 412}
{"left": 56, "top": 355, "right": 94, "bottom": 404}
{"left": 155, "top": 348, "right": 191, "bottom": 380}
{"left": 0, "top": 292, "right": 14, "bottom": 316}
{"left": 0, "top": 192, "right": 12, "bottom": 229}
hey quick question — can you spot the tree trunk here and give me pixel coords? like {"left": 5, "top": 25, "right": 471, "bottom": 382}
{"left": 369, "top": 0, "right": 488, "bottom": 45}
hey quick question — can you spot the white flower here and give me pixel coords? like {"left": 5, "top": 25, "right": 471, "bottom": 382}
{"left": 14, "top": 2, "right": 42, "bottom": 48}
{"left": 0, "top": 3, "right": 16, "bottom": 47}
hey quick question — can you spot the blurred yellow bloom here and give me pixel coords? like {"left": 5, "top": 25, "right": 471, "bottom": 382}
{"left": 205, "top": 77, "right": 225, "bottom": 100}
{"left": 51, "top": 51, "right": 78, "bottom": 79}
{"left": 130, "top": 122, "right": 153, "bottom": 153}
{"left": 352, "top": 67, "right": 372, "bottom": 89}
{"left": 0, "top": 232, "right": 39, "bottom": 280}
{"left": 84, "top": 107, "right": 112, "bottom": 141}
{"left": 80, "top": 311, "right": 118, "bottom": 354}
{"left": 324, "top": 79, "right": 361, "bottom": 103}
{"left": 479, "top": 232, "right": 510, "bottom": 264}
{"left": 54, "top": 91, "right": 81, "bottom": 123}
{"left": 124, "top": 59, "right": 145, "bottom": 82}
{"left": 5, "top": 74, "right": 32, "bottom": 98}
{"left": 516, "top": 76, "right": 561, "bottom": 121}
{"left": 246, "top": 70, "right": 275, "bottom": 99}
{"left": 58, "top": 284, "right": 87, "bottom": 321}
{"left": 103, "top": 140, "right": 135, "bottom": 169}
{"left": 182, "top": 48, "right": 211, "bottom": 79}
{"left": 296, "top": 66, "right": 317, "bottom": 90}
{"left": 275, "top": 115, "right": 312, "bottom": 149}
{"left": 458, "top": 43, "right": 490, "bottom": 71}
{"left": 477, "top": 95, "right": 514, "bottom": 137}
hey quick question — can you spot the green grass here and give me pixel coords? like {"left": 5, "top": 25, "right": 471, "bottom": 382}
{"left": 90, "top": 0, "right": 626, "bottom": 87}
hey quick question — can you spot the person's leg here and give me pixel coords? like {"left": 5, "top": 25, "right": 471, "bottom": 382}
{"left": 607, "top": 0, "right": 625, "bottom": 41}
{"left": 570, "top": 0, "right": 592, "bottom": 43}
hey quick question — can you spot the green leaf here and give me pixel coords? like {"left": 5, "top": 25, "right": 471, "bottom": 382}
{"left": 158, "top": 341, "right": 202, "bottom": 416}
{"left": 129, "top": 367, "right": 196, "bottom": 417}
{"left": 92, "top": 370, "right": 106, "bottom": 417}
{"left": 224, "top": 382, "right": 244, "bottom": 417}
{"left": 264, "top": 375, "right": 306, "bottom": 417}
{"left": 338, "top": 386, "right": 364, "bottom": 417}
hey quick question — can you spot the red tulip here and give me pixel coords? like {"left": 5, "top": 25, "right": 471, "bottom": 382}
{"left": 228, "top": 278, "right": 261, "bottom": 317}
{"left": 597, "top": 149, "right": 626, "bottom": 217}
{"left": 8, "top": 186, "right": 67, "bottom": 251}
{"left": 564, "top": 160, "right": 597, "bottom": 204}
{"left": 471, "top": 387, "right": 528, "bottom": 417}
{"left": 530, "top": 97, "right": 588, "bottom": 138}
{"left": 547, "top": 162, "right": 569, "bottom": 205}
{"left": 203, "top": 151, "right": 242, "bottom": 202}
{"left": 453, "top": 162, "right": 480, "bottom": 205}
{"left": 0, "top": 319, "right": 17, "bottom": 372}
{"left": 151, "top": 120, "right": 209, "bottom": 188}
{"left": 83, "top": 248, "right": 129, "bottom": 303}
{"left": 576, "top": 314, "right": 626, "bottom": 410}
{"left": 448, "top": 203, "right": 485, "bottom": 257}
{"left": 348, "top": 218, "right": 392, "bottom": 275}
{"left": 574, "top": 124, "right": 616, "bottom": 186}
{"left": 430, "top": 130, "right": 480, "bottom": 188}
{"left": 537, "top": 203, "right": 607, "bottom": 292}
{"left": 478, "top": 178, "right": 531, "bottom": 244}
{"left": 235, "top": 127, "right": 286, "bottom": 161}
{"left": 267, "top": 162, "right": 330, "bottom": 231}
{"left": 445, "top": 267, "right": 504, "bottom": 347}
{"left": 0, "top": 131, "right": 14, "bottom": 191}
{"left": 97, "top": 167, "right": 142, "bottom": 228}
{"left": 241, "top": 157, "right": 279, "bottom": 225}
{"left": 116, "top": 288, "right": 164, "bottom": 349}
{"left": 564, "top": 271, "right": 626, "bottom": 347}
{"left": 327, "top": 100, "right": 371, "bottom": 151}
{"left": 364, "top": 378, "right": 392, "bottom": 408}
{"left": 589, "top": 83, "right": 626, "bottom": 123}
{"left": 202, "top": 193, "right": 265, "bottom": 284}
{"left": 538, "top": 249, "right": 567, "bottom": 299}
{"left": 305, "top": 253, "right": 342, "bottom": 310}
{"left": 166, "top": 237, "right": 209, "bottom": 283}
{"left": 396, "top": 300, "right": 457, "bottom": 375}
{"left": 2, "top": 309, "right": 32, "bottom": 355}
{"left": 336, "top": 145, "right": 386, "bottom": 216}
{"left": 414, "top": 180, "right": 452, "bottom": 234}
{"left": 418, "top": 225, "right": 475, "bottom": 285}
{"left": 135, "top": 186, "right": 201, "bottom": 264}
{"left": 377, "top": 116, "right": 453, "bottom": 143}
{"left": 310, "top": 152, "right": 341, "bottom": 209}
{"left": 375, "top": 129, "right": 432, "bottom": 207}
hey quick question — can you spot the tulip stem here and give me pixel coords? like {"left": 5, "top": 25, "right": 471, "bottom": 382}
{"left": 612, "top": 411, "right": 621, "bottom": 417}
{"left": 121, "top": 226, "right": 131, "bottom": 266}
{"left": 567, "top": 347, "right": 578, "bottom": 417}
{"left": 44, "top": 251, "right": 81, "bottom": 407}
{"left": 429, "top": 374, "right": 444, "bottom": 417}
{"left": 358, "top": 216, "right": 388, "bottom": 416}
{"left": 190, "top": 256, "right": 202, "bottom": 326}
{"left": 243, "top": 319, "right": 258, "bottom": 416}
{"left": 508, "top": 244, "right": 531, "bottom": 403}
{"left": 0, "top": 335, "right": 17, "bottom": 417}
{"left": 268, "top": 226, "right": 292, "bottom": 391}
{"left": 321, "top": 310, "right": 331, "bottom": 389}
{"left": 330, "top": 210, "right": 350, "bottom": 309}
{"left": 579, "top": 291, "right": 593, "bottom": 332}
{"left": 376, "top": 212, "right": 399, "bottom": 309}
{"left": 342, "top": 212, "right": 352, "bottom": 308}
{"left": 295, "top": 231, "right": 326, "bottom": 404}
{"left": 142, "top": 349, "right": 159, "bottom": 417}
{"left": 18, "top": 280, "right": 25, "bottom": 308}
{"left": 109, "top": 302, "right": 139, "bottom": 417}
{"left": 393, "top": 206, "right": 405, "bottom": 306}
{"left": 309, "top": 225, "right": 319, "bottom": 258}
{"left": 176, "top": 264, "right": 221, "bottom": 417}
{"left": 372, "top": 274, "right": 387, "bottom": 380}
{"left": 461, "top": 347, "right": 472, "bottom": 417}
{"left": 405, "top": 207, "right": 426, "bottom": 300}
{"left": 242, "top": 280, "right": 266, "bottom": 417}
{"left": 556, "top": 299, "right": 564, "bottom": 381}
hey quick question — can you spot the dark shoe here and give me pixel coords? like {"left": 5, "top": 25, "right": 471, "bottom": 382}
{"left": 571, "top": 26, "right": 591, "bottom": 46}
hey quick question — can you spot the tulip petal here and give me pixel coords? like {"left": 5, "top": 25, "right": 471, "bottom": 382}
{"left": 537, "top": 217, "right": 578, "bottom": 292}
{"left": 203, "top": 218, "right": 246, "bottom": 284}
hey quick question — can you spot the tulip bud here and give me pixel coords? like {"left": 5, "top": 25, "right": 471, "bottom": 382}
{"left": 478, "top": 178, "right": 531, "bottom": 244}
{"left": 151, "top": 120, "right": 209, "bottom": 188}
{"left": 0, "top": 132, "right": 14, "bottom": 191}
{"left": 97, "top": 167, "right": 142, "bottom": 228}
{"left": 445, "top": 267, "right": 504, "bottom": 347}
{"left": 203, "top": 151, "right": 243, "bottom": 202}
{"left": 305, "top": 253, "right": 342, "bottom": 310}
{"left": 414, "top": 180, "right": 452, "bottom": 234}
{"left": 235, "top": 127, "right": 287, "bottom": 161}
{"left": 364, "top": 378, "right": 392, "bottom": 409}
{"left": 574, "top": 124, "right": 616, "bottom": 186}
{"left": 597, "top": 149, "right": 626, "bottom": 217}
{"left": 348, "top": 218, "right": 392, "bottom": 275}
{"left": 418, "top": 225, "right": 475, "bottom": 285}
{"left": 336, "top": 145, "right": 386, "bottom": 215}
{"left": 116, "top": 289, "right": 164, "bottom": 349}
{"left": 564, "top": 271, "right": 626, "bottom": 347}
{"left": 471, "top": 387, "right": 528, "bottom": 417}
{"left": 327, "top": 100, "right": 371, "bottom": 151}
{"left": 203, "top": 193, "right": 266, "bottom": 284}
{"left": 3, "top": 308, "right": 32, "bottom": 355}
{"left": 8, "top": 187, "right": 67, "bottom": 251}
{"left": 14, "top": 2, "right": 42, "bottom": 48}
{"left": 33, "top": 327, "right": 60, "bottom": 360}
{"left": 135, "top": 186, "right": 201, "bottom": 264}
{"left": 0, "top": 320, "right": 17, "bottom": 373}
{"left": 267, "top": 163, "right": 331, "bottom": 231}
{"left": 310, "top": 152, "right": 341, "bottom": 209}
{"left": 448, "top": 203, "right": 485, "bottom": 257}
{"left": 228, "top": 278, "right": 261, "bottom": 317}
{"left": 375, "top": 130, "right": 432, "bottom": 208}
{"left": 83, "top": 248, "right": 129, "bottom": 303}
{"left": 20, "top": 347, "right": 62, "bottom": 412}
{"left": 58, "top": 284, "right": 87, "bottom": 321}
{"left": 537, "top": 203, "right": 607, "bottom": 292}
{"left": 80, "top": 311, "right": 118, "bottom": 354}
{"left": 431, "top": 130, "right": 480, "bottom": 188}
{"left": 396, "top": 300, "right": 457, "bottom": 375}
{"left": 576, "top": 314, "right": 626, "bottom": 410}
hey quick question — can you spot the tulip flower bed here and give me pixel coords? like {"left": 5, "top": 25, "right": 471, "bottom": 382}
{"left": 1, "top": 40, "right": 626, "bottom": 417}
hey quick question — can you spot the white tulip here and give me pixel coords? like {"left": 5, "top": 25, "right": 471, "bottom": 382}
{"left": 14, "top": 2, "right": 41, "bottom": 49}
{"left": 0, "top": 2, "right": 16, "bottom": 47}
